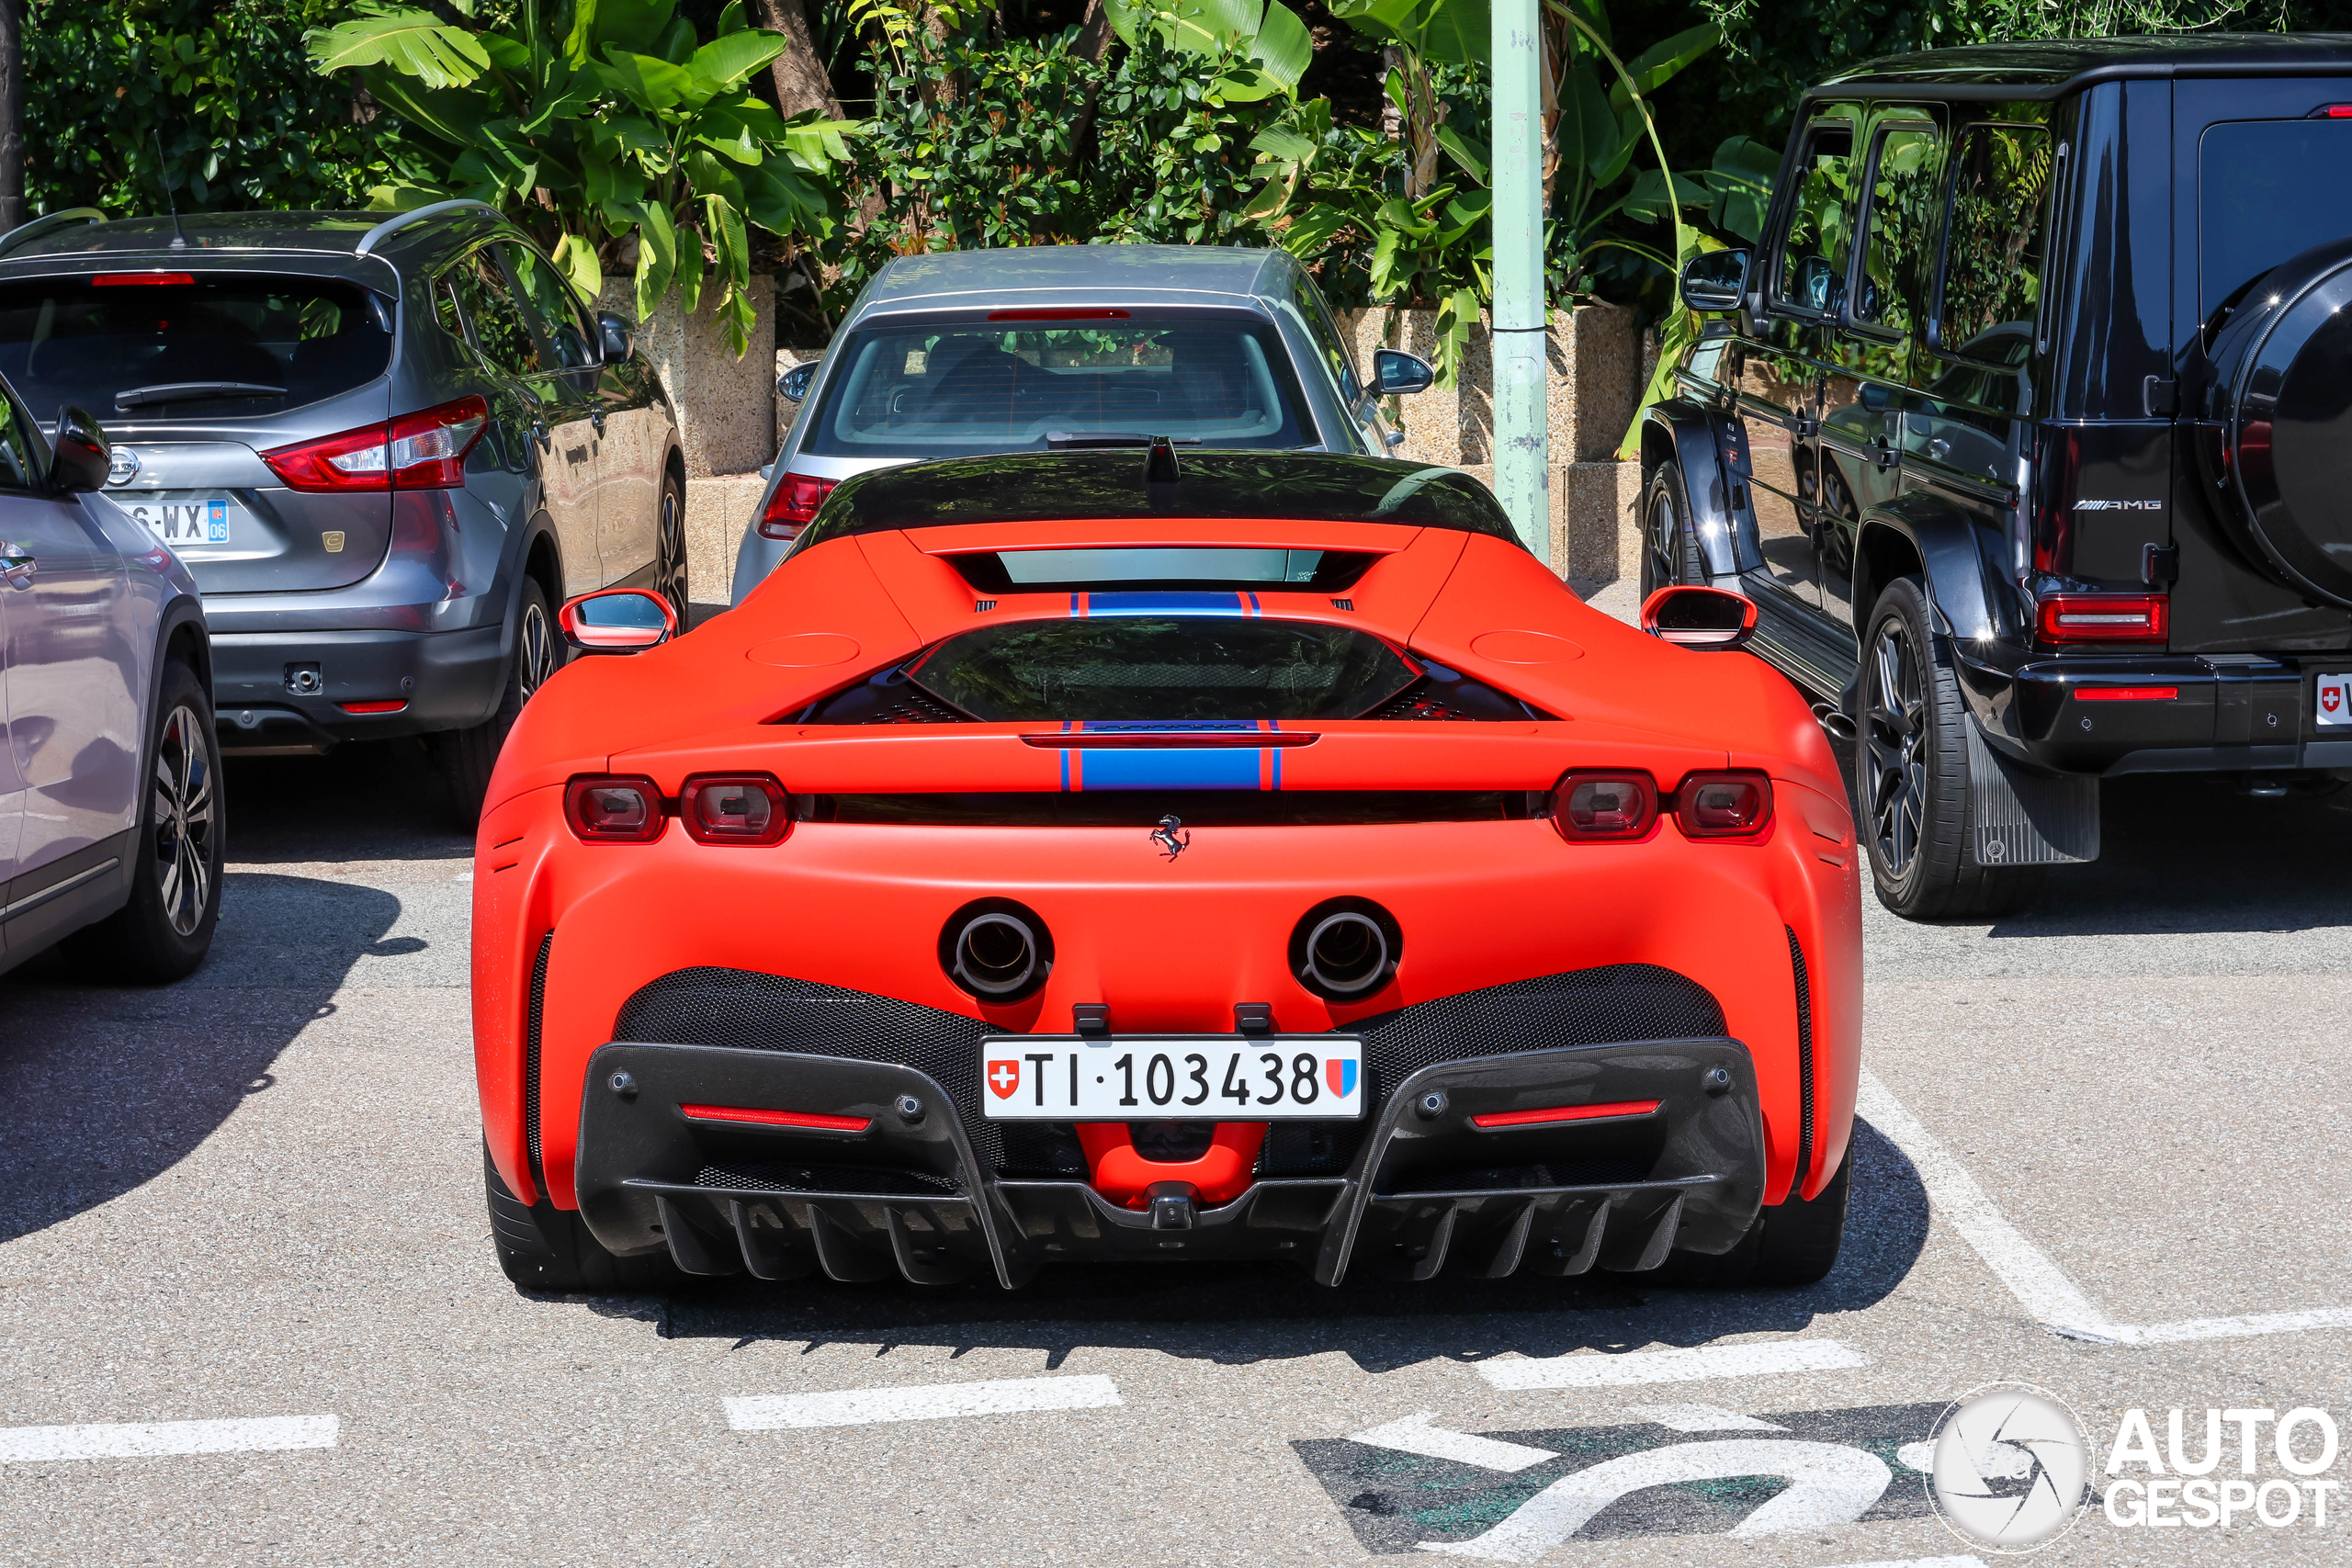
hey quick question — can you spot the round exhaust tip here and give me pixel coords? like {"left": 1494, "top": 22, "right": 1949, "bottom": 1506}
{"left": 1290, "top": 897, "right": 1401, "bottom": 1002}
{"left": 940, "top": 898, "right": 1053, "bottom": 1003}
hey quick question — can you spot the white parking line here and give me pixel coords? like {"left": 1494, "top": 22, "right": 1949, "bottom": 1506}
{"left": 1721, "top": 1559, "right": 1985, "bottom": 1568}
{"left": 0, "top": 1415, "right": 338, "bottom": 1463}
{"left": 1624, "top": 1404, "right": 1789, "bottom": 1432}
{"left": 724, "top": 1374, "right": 1122, "bottom": 1431}
{"left": 1476, "top": 1340, "right": 1867, "bottom": 1391}
{"left": 1860, "top": 1066, "right": 2352, "bottom": 1347}
{"left": 1350, "top": 1413, "right": 1557, "bottom": 1472}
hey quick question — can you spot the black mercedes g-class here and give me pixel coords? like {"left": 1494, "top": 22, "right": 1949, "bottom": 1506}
{"left": 1645, "top": 36, "right": 2352, "bottom": 919}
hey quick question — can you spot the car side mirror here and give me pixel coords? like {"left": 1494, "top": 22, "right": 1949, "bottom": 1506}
{"left": 595, "top": 311, "right": 635, "bottom": 364}
{"left": 1372, "top": 349, "right": 1434, "bottom": 397}
{"left": 559, "top": 587, "right": 675, "bottom": 653}
{"left": 777, "top": 361, "right": 817, "bottom": 403}
{"left": 51, "top": 404, "right": 109, "bottom": 494}
{"left": 1679, "top": 249, "right": 1750, "bottom": 314}
{"left": 1640, "top": 585, "right": 1758, "bottom": 649}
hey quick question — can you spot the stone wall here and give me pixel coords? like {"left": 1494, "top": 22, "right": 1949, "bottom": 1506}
{"left": 599, "top": 277, "right": 776, "bottom": 480}
{"left": 1339, "top": 303, "right": 1645, "bottom": 587}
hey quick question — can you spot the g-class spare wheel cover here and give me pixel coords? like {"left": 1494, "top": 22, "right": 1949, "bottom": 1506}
{"left": 2204, "top": 235, "right": 2352, "bottom": 609}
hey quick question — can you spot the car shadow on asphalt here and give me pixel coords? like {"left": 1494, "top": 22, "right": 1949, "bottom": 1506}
{"left": 0, "top": 871, "right": 406, "bottom": 1247}
{"left": 562, "top": 1119, "right": 1929, "bottom": 1373}
{"left": 220, "top": 739, "right": 474, "bottom": 863}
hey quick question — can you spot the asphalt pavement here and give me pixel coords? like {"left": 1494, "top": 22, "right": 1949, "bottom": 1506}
{"left": 4, "top": 604, "right": 2351, "bottom": 1565}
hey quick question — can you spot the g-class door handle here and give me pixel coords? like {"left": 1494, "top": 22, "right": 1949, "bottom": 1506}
{"left": 0, "top": 541, "right": 33, "bottom": 589}
{"left": 530, "top": 421, "right": 549, "bottom": 452}
{"left": 1872, "top": 435, "right": 1896, "bottom": 472}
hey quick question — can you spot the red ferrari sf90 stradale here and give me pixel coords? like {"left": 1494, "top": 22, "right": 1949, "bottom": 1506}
{"left": 471, "top": 449, "right": 1861, "bottom": 1292}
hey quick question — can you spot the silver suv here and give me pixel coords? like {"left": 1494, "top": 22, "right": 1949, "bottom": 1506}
{"left": 0, "top": 203, "right": 686, "bottom": 820}
{"left": 732, "top": 244, "right": 1435, "bottom": 604}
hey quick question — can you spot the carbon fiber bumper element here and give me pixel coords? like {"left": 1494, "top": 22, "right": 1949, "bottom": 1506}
{"left": 571, "top": 1035, "right": 1765, "bottom": 1288}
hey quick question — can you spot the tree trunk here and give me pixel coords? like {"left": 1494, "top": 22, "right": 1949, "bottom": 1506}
{"left": 747, "top": 0, "right": 842, "bottom": 120}
{"left": 0, "top": 0, "right": 22, "bottom": 231}
{"left": 1060, "top": 0, "right": 1121, "bottom": 186}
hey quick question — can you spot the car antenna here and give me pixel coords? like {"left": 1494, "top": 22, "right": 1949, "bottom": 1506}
{"left": 153, "top": 130, "right": 188, "bottom": 251}
{"left": 1144, "top": 434, "right": 1181, "bottom": 486}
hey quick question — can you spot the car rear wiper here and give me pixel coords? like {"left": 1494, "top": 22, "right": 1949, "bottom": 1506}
{"left": 114, "top": 382, "right": 286, "bottom": 411}
{"left": 1043, "top": 431, "right": 1204, "bottom": 450}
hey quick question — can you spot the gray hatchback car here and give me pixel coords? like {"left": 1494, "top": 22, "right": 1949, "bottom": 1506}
{"left": 0, "top": 203, "right": 687, "bottom": 819}
{"left": 731, "top": 244, "right": 1434, "bottom": 603}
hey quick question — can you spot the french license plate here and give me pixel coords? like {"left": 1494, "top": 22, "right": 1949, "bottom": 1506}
{"left": 980, "top": 1035, "right": 1364, "bottom": 1121}
{"left": 2318, "top": 671, "right": 2352, "bottom": 728}
{"left": 129, "top": 497, "right": 233, "bottom": 547}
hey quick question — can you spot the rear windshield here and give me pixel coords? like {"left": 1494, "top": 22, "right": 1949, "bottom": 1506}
{"left": 800, "top": 310, "right": 1314, "bottom": 458}
{"left": 904, "top": 617, "right": 1419, "bottom": 722}
{"left": 2199, "top": 119, "right": 2352, "bottom": 325}
{"left": 0, "top": 274, "right": 392, "bottom": 422}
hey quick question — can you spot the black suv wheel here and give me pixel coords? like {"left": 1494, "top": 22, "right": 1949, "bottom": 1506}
{"left": 1639, "top": 464, "right": 1706, "bottom": 597}
{"left": 1851, "top": 578, "right": 2041, "bottom": 919}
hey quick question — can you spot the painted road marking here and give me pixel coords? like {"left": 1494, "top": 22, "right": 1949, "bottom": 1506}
{"left": 1419, "top": 1439, "right": 1894, "bottom": 1559}
{"left": 0, "top": 1415, "right": 338, "bottom": 1463}
{"left": 1476, "top": 1339, "right": 1866, "bottom": 1392}
{"left": 724, "top": 1374, "right": 1121, "bottom": 1431}
{"left": 1626, "top": 1404, "right": 1789, "bottom": 1432}
{"left": 1740, "top": 1560, "right": 1986, "bottom": 1568}
{"left": 1860, "top": 1067, "right": 2352, "bottom": 1347}
{"left": 1350, "top": 1413, "right": 1557, "bottom": 1472}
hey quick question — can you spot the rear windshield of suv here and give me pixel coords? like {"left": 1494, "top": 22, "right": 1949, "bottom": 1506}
{"left": 0, "top": 274, "right": 392, "bottom": 422}
{"left": 800, "top": 310, "right": 1315, "bottom": 458}
{"left": 2199, "top": 119, "right": 2352, "bottom": 325}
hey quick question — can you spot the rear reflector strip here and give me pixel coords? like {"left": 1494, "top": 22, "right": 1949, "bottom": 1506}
{"left": 337, "top": 699, "right": 408, "bottom": 715}
{"left": 1471, "top": 1099, "right": 1661, "bottom": 1130}
{"left": 680, "top": 1103, "right": 873, "bottom": 1134}
{"left": 2074, "top": 686, "right": 2178, "bottom": 703}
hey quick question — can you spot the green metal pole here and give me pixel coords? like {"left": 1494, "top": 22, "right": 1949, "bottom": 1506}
{"left": 1489, "top": 0, "right": 1547, "bottom": 560}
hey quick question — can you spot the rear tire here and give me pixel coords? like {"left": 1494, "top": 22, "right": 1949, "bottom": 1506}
{"left": 653, "top": 470, "right": 689, "bottom": 629}
{"left": 484, "top": 1145, "right": 680, "bottom": 1292}
{"left": 64, "top": 660, "right": 223, "bottom": 982}
{"left": 1851, "top": 577, "right": 2042, "bottom": 919}
{"left": 1639, "top": 463, "right": 1708, "bottom": 598}
{"left": 433, "top": 577, "right": 560, "bottom": 829}
{"left": 1753, "top": 1155, "right": 1850, "bottom": 1286}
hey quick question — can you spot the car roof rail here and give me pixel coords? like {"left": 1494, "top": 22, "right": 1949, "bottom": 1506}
{"left": 0, "top": 207, "right": 107, "bottom": 259}
{"left": 353, "top": 198, "right": 502, "bottom": 259}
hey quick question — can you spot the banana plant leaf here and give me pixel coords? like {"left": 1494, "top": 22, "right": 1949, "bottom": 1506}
{"left": 307, "top": 4, "right": 489, "bottom": 90}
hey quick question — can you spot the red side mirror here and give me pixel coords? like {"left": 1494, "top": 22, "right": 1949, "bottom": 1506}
{"left": 560, "top": 588, "right": 676, "bottom": 653}
{"left": 1640, "top": 585, "right": 1758, "bottom": 649}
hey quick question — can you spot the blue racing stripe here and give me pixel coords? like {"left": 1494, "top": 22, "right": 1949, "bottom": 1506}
{"left": 1080, "top": 748, "right": 1265, "bottom": 790}
{"left": 1083, "top": 592, "right": 1250, "bottom": 617}
{"left": 1079, "top": 719, "right": 1260, "bottom": 734}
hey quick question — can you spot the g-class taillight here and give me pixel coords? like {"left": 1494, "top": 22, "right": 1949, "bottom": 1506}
{"left": 563, "top": 776, "right": 665, "bottom": 842}
{"left": 1550, "top": 772, "right": 1659, "bottom": 840}
{"left": 2036, "top": 592, "right": 2168, "bottom": 643}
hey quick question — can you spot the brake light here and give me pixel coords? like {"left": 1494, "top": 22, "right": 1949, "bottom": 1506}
{"left": 2075, "top": 686, "right": 2177, "bottom": 702}
{"left": 1471, "top": 1099, "right": 1660, "bottom": 1129}
{"left": 260, "top": 396, "right": 488, "bottom": 492}
{"left": 986, "top": 308, "right": 1131, "bottom": 321}
{"left": 563, "top": 775, "right": 664, "bottom": 842}
{"left": 679, "top": 773, "right": 791, "bottom": 845}
{"left": 92, "top": 272, "right": 194, "bottom": 286}
{"left": 2312, "top": 105, "right": 2352, "bottom": 117}
{"left": 1673, "top": 770, "right": 1774, "bottom": 839}
{"left": 2037, "top": 592, "right": 2167, "bottom": 643}
{"left": 758, "top": 473, "right": 836, "bottom": 540}
{"left": 1550, "top": 771, "right": 1657, "bottom": 840}
{"left": 681, "top": 1103, "right": 871, "bottom": 1133}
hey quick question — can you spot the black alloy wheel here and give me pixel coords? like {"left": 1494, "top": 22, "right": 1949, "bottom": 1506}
{"left": 654, "top": 475, "right": 690, "bottom": 628}
{"left": 514, "top": 589, "right": 558, "bottom": 702}
{"left": 151, "top": 700, "right": 218, "bottom": 937}
{"left": 65, "top": 660, "right": 223, "bottom": 981}
{"left": 1640, "top": 465, "right": 1706, "bottom": 597}
{"left": 1849, "top": 577, "right": 2041, "bottom": 919}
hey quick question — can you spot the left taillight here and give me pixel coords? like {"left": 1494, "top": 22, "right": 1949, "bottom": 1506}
{"left": 261, "top": 395, "right": 489, "bottom": 492}
{"left": 1673, "top": 771, "right": 1774, "bottom": 840}
{"left": 757, "top": 473, "right": 836, "bottom": 540}
{"left": 680, "top": 773, "right": 791, "bottom": 845}
{"left": 564, "top": 775, "right": 665, "bottom": 842}
{"left": 1550, "top": 771, "right": 1659, "bottom": 841}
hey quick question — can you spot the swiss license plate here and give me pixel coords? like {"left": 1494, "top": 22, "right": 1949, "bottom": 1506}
{"left": 2318, "top": 671, "right": 2352, "bottom": 728}
{"left": 980, "top": 1035, "right": 1364, "bottom": 1121}
{"left": 129, "top": 497, "right": 233, "bottom": 547}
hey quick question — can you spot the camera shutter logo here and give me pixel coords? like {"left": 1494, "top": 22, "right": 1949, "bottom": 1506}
{"left": 1925, "top": 1383, "right": 2091, "bottom": 1552}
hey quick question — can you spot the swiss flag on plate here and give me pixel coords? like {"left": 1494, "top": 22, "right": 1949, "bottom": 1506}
{"left": 2320, "top": 673, "right": 2352, "bottom": 728}
{"left": 986, "top": 1059, "right": 1021, "bottom": 1099}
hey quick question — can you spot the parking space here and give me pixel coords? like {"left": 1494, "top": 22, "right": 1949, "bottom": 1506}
{"left": 3, "top": 733, "right": 2351, "bottom": 1564}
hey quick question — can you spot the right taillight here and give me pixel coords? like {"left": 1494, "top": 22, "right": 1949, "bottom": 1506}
{"left": 679, "top": 773, "right": 791, "bottom": 845}
{"left": 1550, "top": 772, "right": 1658, "bottom": 840}
{"left": 2036, "top": 592, "right": 2168, "bottom": 643}
{"left": 757, "top": 473, "right": 836, "bottom": 540}
{"left": 261, "top": 396, "right": 489, "bottom": 491}
{"left": 1673, "top": 770, "right": 1774, "bottom": 840}
{"left": 563, "top": 775, "right": 664, "bottom": 842}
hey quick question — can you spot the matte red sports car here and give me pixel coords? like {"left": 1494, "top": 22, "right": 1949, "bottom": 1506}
{"left": 472, "top": 449, "right": 1861, "bottom": 1292}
